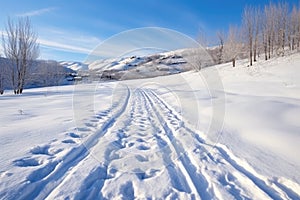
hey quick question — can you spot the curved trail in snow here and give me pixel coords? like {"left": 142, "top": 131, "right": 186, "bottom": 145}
{"left": 3, "top": 86, "right": 300, "bottom": 200}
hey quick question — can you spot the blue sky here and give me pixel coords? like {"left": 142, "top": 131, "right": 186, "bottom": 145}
{"left": 0, "top": 0, "right": 299, "bottom": 62}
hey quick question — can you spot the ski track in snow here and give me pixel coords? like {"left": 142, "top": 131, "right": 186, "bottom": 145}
{"left": 2, "top": 86, "right": 300, "bottom": 200}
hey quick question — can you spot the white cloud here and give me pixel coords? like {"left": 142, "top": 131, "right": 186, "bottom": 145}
{"left": 87, "top": 27, "right": 199, "bottom": 61}
{"left": 2, "top": 27, "right": 101, "bottom": 58}
{"left": 37, "top": 28, "right": 102, "bottom": 56}
{"left": 17, "top": 7, "right": 57, "bottom": 17}
{"left": 37, "top": 38, "right": 92, "bottom": 54}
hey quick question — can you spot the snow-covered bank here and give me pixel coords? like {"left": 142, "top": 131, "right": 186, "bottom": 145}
{"left": 217, "top": 54, "right": 300, "bottom": 180}
{"left": 0, "top": 53, "right": 299, "bottom": 199}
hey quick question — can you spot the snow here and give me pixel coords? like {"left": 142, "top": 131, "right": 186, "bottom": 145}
{"left": 0, "top": 53, "right": 300, "bottom": 199}
{"left": 74, "top": 48, "right": 201, "bottom": 78}
{"left": 60, "top": 61, "right": 89, "bottom": 71}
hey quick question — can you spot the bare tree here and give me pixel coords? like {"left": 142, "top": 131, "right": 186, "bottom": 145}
{"left": 0, "top": 75, "right": 3, "bottom": 94}
{"left": 274, "top": 2, "right": 289, "bottom": 56}
{"left": 186, "top": 48, "right": 203, "bottom": 71}
{"left": 242, "top": 6, "right": 254, "bottom": 66}
{"left": 224, "top": 25, "right": 241, "bottom": 67}
{"left": 0, "top": 57, "right": 7, "bottom": 94}
{"left": 209, "top": 1, "right": 300, "bottom": 67}
{"left": 265, "top": 2, "right": 276, "bottom": 59}
{"left": 2, "top": 17, "right": 39, "bottom": 94}
{"left": 253, "top": 7, "right": 261, "bottom": 62}
{"left": 216, "top": 30, "right": 225, "bottom": 64}
{"left": 289, "top": 5, "right": 299, "bottom": 51}
{"left": 42, "top": 60, "right": 66, "bottom": 86}
{"left": 0, "top": 55, "right": 3, "bottom": 94}
{"left": 298, "top": 8, "right": 300, "bottom": 49}
{"left": 261, "top": 6, "right": 269, "bottom": 61}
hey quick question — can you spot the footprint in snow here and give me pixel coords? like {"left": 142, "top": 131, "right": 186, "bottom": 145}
{"left": 137, "top": 132, "right": 147, "bottom": 137}
{"left": 133, "top": 168, "right": 160, "bottom": 180}
{"left": 138, "top": 127, "right": 146, "bottom": 132}
{"left": 76, "top": 127, "right": 91, "bottom": 132}
{"left": 137, "top": 144, "right": 150, "bottom": 151}
{"left": 85, "top": 122, "right": 97, "bottom": 128}
{"left": 62, "top": 139, "right": 76, "bottom": 144}
{"left": 107, "top": 167, "right": 118, "bottom": 179}
{"left": 0, "top": 171, "right": 13, "bottom": 178}
{"left": 135, "top": 155, "right": 149, "bottom": 162}
{"left": 127, "top": 142, "right": 135, "bottom": 147}
{"left": 30, "top": 145, "right": 51, "bottom": 155}
{"left": 117, "top": 131, "right": 128, "bottom": 139}
{"left": 26, "top": 161, "right": 59, "bottom": 182}
{"left": 119, "top": 181, "right": 134, "bottom": 199}
{"left": 13, "top": 157, "right": 42, "bottom": 167}
{"left": 67, "top": 132, "right": 80, "bottom": 138}
{"left": 136, "top": 138, "right": 145, "bottom": 143}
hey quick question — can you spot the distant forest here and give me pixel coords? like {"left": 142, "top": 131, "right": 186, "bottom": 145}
{"left": 206, "top": 1, "right": 300, "bottom": 67}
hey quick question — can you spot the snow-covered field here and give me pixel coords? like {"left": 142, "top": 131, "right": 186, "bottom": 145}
{"left": 1, "top": 53, "right": 300, "bottom": 199}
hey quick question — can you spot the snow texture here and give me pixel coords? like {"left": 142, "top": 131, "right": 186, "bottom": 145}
{"left": 0, "top": 53, "right": 300, "bottom": 199}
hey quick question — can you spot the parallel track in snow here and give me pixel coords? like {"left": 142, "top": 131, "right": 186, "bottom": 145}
{"left": 6, "top": 87, "right": 130, "bottom": 200}
{"left": 142, "top": 89, "right": 299, "bottom": 200}
{"left": 4, "top": 86, "right": 300, "bottom": 200}
{"left": 141, "top": 89, "right": 212, "bottom": 199}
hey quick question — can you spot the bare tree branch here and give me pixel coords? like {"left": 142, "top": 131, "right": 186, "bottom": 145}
{"left": 2, "top": 17, "right": 39, "bottom": 94}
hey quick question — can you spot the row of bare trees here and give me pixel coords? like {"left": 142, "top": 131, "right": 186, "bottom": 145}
{"left": 215, "top": 1, "right": 300, "bottom": 67}
{"left": 1, "top": 17, "right": 39, "bottom": 94}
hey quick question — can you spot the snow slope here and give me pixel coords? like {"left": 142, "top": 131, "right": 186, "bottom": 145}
{"left": 0, "top": 53, "right": 300, "bottom": 199}
{"left": 74, "top": 48, "right": 211, "bottom": 80}
{"left": 60, "top": 61, "right": 89, "bottom": 71}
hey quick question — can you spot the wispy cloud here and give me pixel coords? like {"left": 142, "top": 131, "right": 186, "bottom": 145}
{"left": 37, "top": 38, "right": 92, "bottom": 54}
{"left": 37, "top": 28, "right": 102, "bottom": 58}
{"left": 2, "top": 27, "right": 101, "bottom": 60}
{"left": 17, "top": 7, "right": 57, "bottom": 17}
{"left": 88, "top": 27, "right": 199, "bottom": 61}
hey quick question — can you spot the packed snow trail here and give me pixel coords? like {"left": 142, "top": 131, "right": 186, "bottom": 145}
{"left": 2, "top": 86, "right": 300, "bottom": 200}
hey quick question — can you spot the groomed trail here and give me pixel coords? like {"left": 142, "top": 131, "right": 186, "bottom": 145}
{"left": 2, "top": 86, "right": 300, "bottom": 200}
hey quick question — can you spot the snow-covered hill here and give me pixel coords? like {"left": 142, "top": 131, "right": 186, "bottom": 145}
{"left": 59, "top": 61, "right": 89, "bottom": 71}
{"left": 62, "top": 48, "right": 213, "bottom": 80}
{"left": 0, "top": 52, "right": 299, "bottom": 199}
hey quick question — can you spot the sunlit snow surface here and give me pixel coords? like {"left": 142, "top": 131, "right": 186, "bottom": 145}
{"left": 0, "top": 53, "right": 300, "bottom": 199}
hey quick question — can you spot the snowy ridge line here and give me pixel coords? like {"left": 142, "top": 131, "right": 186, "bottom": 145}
{"left": 145, "top": 89, "right": 300, "bottom": 200}
{"left": 6, "top": 86, "right": 131, "bottom": 200}
{"left": 141, "top": 89, "right": 213, "bottom": 199}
